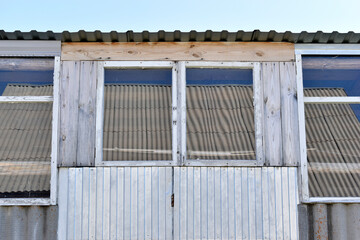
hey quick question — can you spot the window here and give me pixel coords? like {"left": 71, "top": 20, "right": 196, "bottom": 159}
{"left": 296, "top": 45, "right": 360, "bottom": 202}
{"left": 0, "top": 41, "right": 60, "bottom": 205}
{"left": 96, "top": 61, "right": 263, "bottom": 167}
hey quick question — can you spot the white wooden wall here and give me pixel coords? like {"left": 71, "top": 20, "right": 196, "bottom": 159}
{"left": 58, "top": 167, "right": 299, "bottom": 240}
{"left": 58, "top": 61, "right": 299, "bottom": 167}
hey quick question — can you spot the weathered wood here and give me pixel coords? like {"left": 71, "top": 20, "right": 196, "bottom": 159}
{"left": 77, "top": 61, "right": 97, "bottom": 166}
{"left": 280, "top": 62, "right": 300, "bottom": 166}
{"left": 262, "top": 62, "right": 283, "bottom": 166}
{"left": 59, "top": 61, "right": 80, "bottom": 166}
{"left": 61, "top": 42, "right": 295, "bottom": 62}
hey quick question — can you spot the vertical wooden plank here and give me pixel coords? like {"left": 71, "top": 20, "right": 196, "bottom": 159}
{"left": 117, "top": 168, "right": 125, "bottom": 240}
{"left": 200, "top": 167, "right": 208, "bottom": 239}
{"left": 254, "top": 168, "right": 263, "bottom": 240}
{"left": 88, "top": 168, "right": 97, "bottom": 239}
{"left": 262, "top": 168, "right": 270, "bottom": 240}
{"left": 81, "top": 168, "right": 90, "bottom": 240}
{"left": 144, "top": 167, "right": 152, "bottom": 239}
{"left": 151, "top": 168, "right": 159, "bottom": 240}
{"left": 241, "top": 168, "right": 249, "bottom": 239}
{"left": 58, "top": 168, "right": 69, "bottom": 240}
{"left": 95, "top": 168, "right": 104, "bottom": 240}
{"left": 165, "top": 167, "right": 173, "bottom": 240}
{"left": 268, "top": 167, "right": 277, "bottom": 239}
{"left": 137, "top": 168, "right": 145, "bottom": 240}
{"left": 289, "top": 168, "right": 299, "bottom": 240}
{"left": 67, "top": 168, "right": 76, "bottom": 239}
{"left": 74, "top": 168, "right": 83, "bottom": 240}
{"left": 275, "top": 168, "right": 284, "bottom": 239}
{"left": 123, "top": 168, "right": 131, "bottom": 240}
{"left": 77, "top": 61, "right": 97, "bottom": 166}
{"left": 173, "top": 167, "right": 180, "bottom": 240}
{"left": 109, "top": 168, "right": 118, "bottom": 239}
{"left": 158, "top": 168, "right": 166, "bottom": 240}
{"left": 214, "top": 167, "right": 222, "bottom": 239}
{"left": 248, "top": 168, "right": 256, "bottom": 239}
{"left": 282, "top": 168, "right": 291, "bottom": 240}
{"left": 130, "top": 168, "right": 138, "bottom": 240}
{"left": 187, "top": 167, "right": 194, "bottom": 239}
{"left": 262, "top": 62, "right": 283, "bottom": 166}
{"left": 193, "top": 167, "right": 201, "bottom": 240}
{"left": 227, "top": 168, "right": 235, "bottom": 240}
{"left": 59, "top": 61, "right": 80, "bottom": 166}
{"left": 280, "top": 62, "right": 300, "bottom": 166}
{"left": 207, "top": 167, "right": 215, "bottom": 239}
{"left": 179, "top": 167, "right": 188, "bottom": 239}
{"left": 234, "top": 167, "right": 243, "bottom": 240}
{"left": 220, "top": 168, "right": 229, "bottom": 240}
{"left": 102, "top": 168, "right": 111, "bottom": 239}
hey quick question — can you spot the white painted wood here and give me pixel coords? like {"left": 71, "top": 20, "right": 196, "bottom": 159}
{"left": 261, "top": 167, "right": 270, "bottom": 240}
{"left": 81, "top": 168, "right": 90, "bottom": 240}
{"left": 304, "top": 197, "right": 360, "bottom": 203}
{"left": 289, "top": 168, "right": 299, "bottom": 240}
{"left": 280, "top": 62, "right": 300, "bottom": 166}
{"left": 263, "top": 62, "right": 283, "bottom": 166}
{"left": 116, "top": 168, "right": 125, "bottom": 240}
{"left": 95, "top": 168, "right": 103, "bottom": 240}
{"left": 151, "top": 168, "right": 159, "bottom": 240}
{"left": 296, "top": 54, "right": 309, "bottom": 201}
{"left": 95, "top": 62, "right": 104, "bottom": 167}
{"left": 0, "top": 40, "right": 61, "bottom": 56}
{"left": 234, "top": 167, "right": 243, "bottom": 239}
{"left": 253, "top": 62, "right": 265, "bottom": 166}
{"left": 184, "top": 160, "right": 258, "bottom": 166}
{"left": 295, "top": 44, "right": 360, "bottom": 55}
{"left": 267, "top": 167, "right": 277, "bottom": 239}
{"left": 74, "top": 168, "right": 83, "bottom": 240}
{"left": 59, "top": 61, "right": 80, "bottom": 166}
{"left": 254, "top": 168, "right": 263, "bottom": 240}
{"left": 88, "top": 168, "right": 97, "bottom": 239}
{"left": 214, "top": 168, "right": 222, "bottom": 239}
{"left": 144, "top": 167, "right": 152, "bottom": 239}
{"left": 282, "top": 168, "right": 291, "bottom": 240}
{"left": 178, "top": 61, "right": 187, "bottom": 166}
{"left": 185, "top": 61, "right": 254, "bottom": 68}
{"left": 104, "top": 61, "right": 174, "bottom": 68}
{"left": 241, "top": 168, "right": 250, "bottom": 239}
{"left": 77, "top": 61, "right": 97, "bottom": 166}
{"left": 274, "top": 168, "right": 284, "bottom": 240}
{"left": 67, "top": 168, "right": 76, "bottom": 239}
{"left": 57, "top": 168, "right": 68, "bottom": 240}
{"left": 172, "top": 65, "right": 178, "bottom": 164}
{"left": 0, "top": 96, "right": 53, "bottom": 102}
{"left": 304, "top": 96, "right": 360, "bottom": 103}
{"left": 193, "top": 167, "right": 201, "bottom": 239}
{"left": 187, "top": 167, "right": 194, "bottom": 239}
{"left": 102, "top": 167, "right": 111, "bottom": 239}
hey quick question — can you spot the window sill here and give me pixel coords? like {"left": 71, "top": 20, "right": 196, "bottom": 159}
{"left": 302, "top": 197, "right": 360, "bottom": 204}
{"left": 0, "top": 198, "right": 53, "bottom": 206}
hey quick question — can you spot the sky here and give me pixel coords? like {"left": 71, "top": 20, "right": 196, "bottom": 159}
{"left": 2, "top": 0, "right": 360, "bottom": 33}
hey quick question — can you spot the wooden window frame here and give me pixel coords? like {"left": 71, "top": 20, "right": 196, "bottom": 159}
{"left": 0, "top": 41, "right": 61, "bottom": 205}
{"left": 96, "top": 61, "right": 263, "bottom": 167}
{"left": 296, "top": 44, "right": 360, "bottom": 203}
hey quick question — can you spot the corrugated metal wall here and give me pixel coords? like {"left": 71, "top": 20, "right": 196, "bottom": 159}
{"left": 174, "top": 167, "right": 299, "bottom": 240}
{"left": 299, "top": 203, "right": 360, "bottom": 240}
{"left": 58, "top": 167, "right": 173, "bottom": 240}
{"left": 58, "top": 167, "right": 299, "bottom": 240}
{"left": 0, "top": 206, "right": 58, "bottom": 240}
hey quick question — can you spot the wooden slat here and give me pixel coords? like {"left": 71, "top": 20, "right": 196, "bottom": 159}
{"left": 263, "top": 62, "right": 283, "bottom": 166}
{"left": 59, "top": 61, "right": 80, "bottom": 166}
{"left": 77, "top": 61, "right": 97, "bottom": 166}
{"left": 280, "top": 62, "right": 300, "bottom": 166}
{"left": 61, "top": 42, "right": 295, "bottom": 62}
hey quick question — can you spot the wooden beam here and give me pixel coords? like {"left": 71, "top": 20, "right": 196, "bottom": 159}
{"left": 61, "top": 42, "right": 295, "bottom": 62}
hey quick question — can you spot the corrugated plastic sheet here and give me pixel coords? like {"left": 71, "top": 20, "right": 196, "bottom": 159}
{"left": 186, "top": 85, "right": 255, "bottom": 160}
{"left": 103, "top": 85, "right": 255, "bottom": 161}
{"left": 304, "top": 88, "right": 360, "bottom": 197}
{"left": 0, "top": 85, "right": 52, "bottom": 194}
{"left": 1, "top": 30, "right": 360, "bottom": 43}
{"left": 0, "top": 206, "right": 58, "bottom": 240}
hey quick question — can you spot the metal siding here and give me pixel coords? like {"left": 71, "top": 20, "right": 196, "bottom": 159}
{"left": 173, "top": 167, "right": 299, "bottom": 240}
{"left": 58, "top": 167, "right": 173, "bottom": 240}
{"left": 300, "top": 203, "right": 360, "bottom": 240}
{"left": 0, "top": 206, "right": 58, "bottom": 240}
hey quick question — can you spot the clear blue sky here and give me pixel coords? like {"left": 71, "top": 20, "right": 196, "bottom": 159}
{"left": 2, "top": 0, "right": 360, "bottom": 32}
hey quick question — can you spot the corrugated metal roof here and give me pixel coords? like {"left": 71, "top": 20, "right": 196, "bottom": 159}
{"left": 304, "top": 88, "right": 360, "bottom": 197}
{"left": 1, "top": 30, "right": 360, "bottom": 43}
{"left": 0, "top": 85, "right": 52, "bottom": 195}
